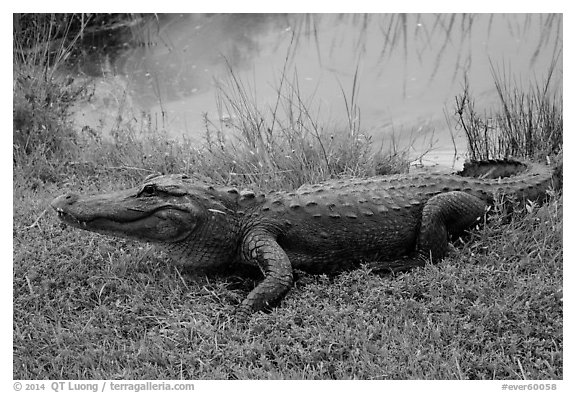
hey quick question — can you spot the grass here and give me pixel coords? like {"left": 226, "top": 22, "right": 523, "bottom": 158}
{"left": 201, "top": 56, "right": 385, "bottom": 190}
{"left": 454, "top": 57, "right": 562, "bottom": 162}
{"left": 13, "top": 185, "right": 562, "bottom": 379}
{"left": 13, "top": 14, "right": 562, "bottom": 380}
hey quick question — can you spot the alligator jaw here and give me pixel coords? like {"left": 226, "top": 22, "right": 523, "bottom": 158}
{"left": 54, "top": 207, "right": 89, "bottom": 228}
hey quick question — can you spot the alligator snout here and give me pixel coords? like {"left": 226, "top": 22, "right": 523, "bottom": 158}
{"left": 50, "top": 193, "right": 91, "bottom": 228}
{"left": 51, "top": 193, "right": 79, "bottom": 211}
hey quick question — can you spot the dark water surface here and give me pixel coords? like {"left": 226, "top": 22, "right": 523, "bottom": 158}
{"left": 73, "top": 14, "right": 562, "bottom": 167}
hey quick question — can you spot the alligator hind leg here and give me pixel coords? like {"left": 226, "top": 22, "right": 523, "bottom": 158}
{"left": 416, "top": 191, "right": 487, "bottom": 263}
{"left": 366, "top": 191, "right": 488, "bottom": 274}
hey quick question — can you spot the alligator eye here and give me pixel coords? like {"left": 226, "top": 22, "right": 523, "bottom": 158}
{"left": 139, "top": 184, "right": 156, "bottom": 197}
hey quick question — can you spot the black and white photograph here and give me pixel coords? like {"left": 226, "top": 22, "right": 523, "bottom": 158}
{"left": 11, "top": 7, "right": 564, "bottom": 386}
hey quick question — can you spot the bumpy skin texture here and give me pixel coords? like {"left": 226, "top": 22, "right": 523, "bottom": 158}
{"left": 51, "top": 160, "right": 559, "bottom": 319}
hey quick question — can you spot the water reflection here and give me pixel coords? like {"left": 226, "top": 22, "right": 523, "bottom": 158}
{"left": 74, "top": 14, "right": 562, "bottom": 167}
{"left": 114, "top": 14, "right": 290, "bottom": 104}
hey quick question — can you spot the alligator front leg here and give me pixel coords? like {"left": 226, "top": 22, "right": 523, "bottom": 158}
{"left": 236, "top": 228, "right": 294, "bottom": 321}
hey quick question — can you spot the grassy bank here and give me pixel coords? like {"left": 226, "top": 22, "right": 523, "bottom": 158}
{"left": 13, "top": 188, "right": 562, "bottom": 378}
{"left": 13, "top": 14, "right": 562, "bottom": 380}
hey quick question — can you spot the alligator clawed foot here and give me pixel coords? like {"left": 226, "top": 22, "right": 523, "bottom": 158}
{"left": 231, "top": 304, "right": 251, "bottom": 326}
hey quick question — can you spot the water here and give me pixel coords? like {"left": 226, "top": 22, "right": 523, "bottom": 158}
{"left": 74, "top": 14, "right": 562, "bottom": 168}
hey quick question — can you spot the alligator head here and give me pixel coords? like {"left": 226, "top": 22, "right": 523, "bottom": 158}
{"left": 50, "top": 174, "right": 240, "bottom": 248}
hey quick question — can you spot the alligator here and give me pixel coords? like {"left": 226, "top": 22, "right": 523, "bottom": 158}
{"left": 51, "top": 159, "right": 559, "bottom": 320}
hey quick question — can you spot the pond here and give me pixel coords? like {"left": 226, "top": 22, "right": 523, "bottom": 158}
{"left": 73, "top": 14, "right": 562, "bottom": 168}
